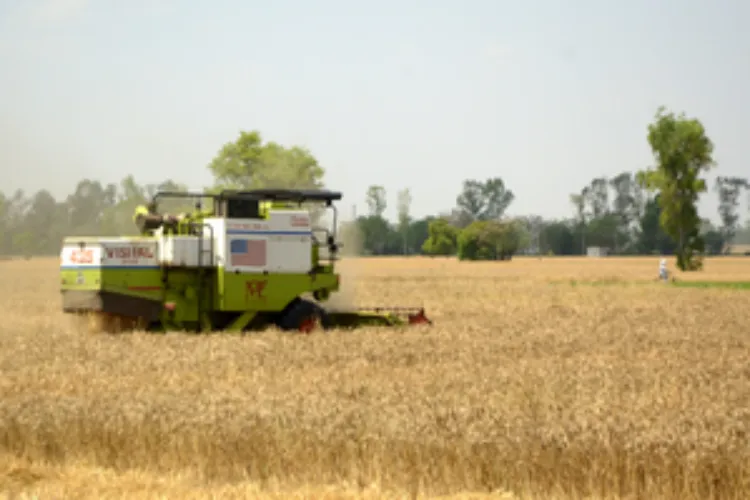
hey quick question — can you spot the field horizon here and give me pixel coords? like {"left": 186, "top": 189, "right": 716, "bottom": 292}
{"left": 1, "top": 256, "right": 749, "bottom": 499}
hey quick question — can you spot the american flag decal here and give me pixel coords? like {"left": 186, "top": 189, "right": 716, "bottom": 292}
{"left": 230, "top": 238, "right": 267, "bottom": 267}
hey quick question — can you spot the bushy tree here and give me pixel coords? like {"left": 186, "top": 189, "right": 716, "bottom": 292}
{"left": 422, "top": 218, "right": 458, "bottom": 256}
{"left": 208, "top": 130, "right": 325, "bottom": 190}
{"left": 637, "top": 107, "right": 716, "bottom": 271}
{"left": 457, "top": 220, "right": 526, "bottom": 261}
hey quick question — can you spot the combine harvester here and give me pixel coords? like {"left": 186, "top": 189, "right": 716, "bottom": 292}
{"left": 59, "top": 188, "right": 431, "bottom": 333}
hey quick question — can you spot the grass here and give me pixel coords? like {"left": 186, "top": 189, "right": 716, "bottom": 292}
{"left": 1, "top": 255, "right": 749, "bottom": 499}
{"left": 671, "top": 280, "right": 750, "bottom": 290}
{"left": 552, "top": 278, "right": 750, "bottom": 289}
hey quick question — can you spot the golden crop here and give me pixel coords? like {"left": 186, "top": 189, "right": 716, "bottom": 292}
{"left": 0, "top": 256, "right": 749, "bottom": 499}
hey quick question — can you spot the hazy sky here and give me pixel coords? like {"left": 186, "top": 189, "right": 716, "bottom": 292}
{"left": 1, "top": 0, "right": 748, "bottom": 223}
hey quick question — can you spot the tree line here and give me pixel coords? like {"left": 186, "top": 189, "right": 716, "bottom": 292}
{"left": 344, "top": 172, "right": 750, "bottom": 260}
{"left": 2, "top": 109, "right": 749, "bottom": 267}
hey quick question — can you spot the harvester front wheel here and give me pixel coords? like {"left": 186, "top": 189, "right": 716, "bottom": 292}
{"left": 277, "top": 298, "right": 331, "bottom": 334}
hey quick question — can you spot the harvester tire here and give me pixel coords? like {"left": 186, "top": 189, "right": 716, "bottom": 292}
{"left": 277, "top": 298, "right": 332, "bottom": 333}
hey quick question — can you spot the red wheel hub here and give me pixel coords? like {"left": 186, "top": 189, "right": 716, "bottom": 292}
{"left": 298, "top": 317, "right": 316, "bottom": 333}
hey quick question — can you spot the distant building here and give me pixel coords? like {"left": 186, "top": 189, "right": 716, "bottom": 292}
{"left": 586, "top": 246, "right": 609, "bottom": 257}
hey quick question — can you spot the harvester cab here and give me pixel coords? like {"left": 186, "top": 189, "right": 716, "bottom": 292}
{"left": 59, "top": 188, "right": 431, "bottom": 333}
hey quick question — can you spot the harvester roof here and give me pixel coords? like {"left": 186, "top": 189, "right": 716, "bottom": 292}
{"left": 217, "top": 188, "right": 342, "bottom": 203}
{"left": 151, "top": 188, "right": 343, "bottom": 206}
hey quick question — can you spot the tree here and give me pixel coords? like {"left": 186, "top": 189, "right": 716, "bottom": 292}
{"left": 700, "top": 219, "right": 725, "bottom": 255}
{"left": 407, "top": 217, "right": 431, "bottom": 254}
{"left": 0, "top": 192, "right": 7, "bottom": 254}
{"left": 586, "top": 213, "right": 622, "bottom": 250}
{"left": 714, "top": 176, "right": 748, "bottom": 250}
{"left": 515, "top": 215, "right": 544, "bottom": 254}
{"left": 396, "top": 188, "right": 412, "bottom": 254}
{"left": 356, "top": 186, "right": 390, "bottom": 254}
{"left": 356, "top": 215, "right": 392, "bottom": 255}
{"left": 636, "top": 107, "right": 716, "bottom": 271}
{"left": 65, "top": 180, "right": 118, "bottom": 235}
{"left": 454, "top": 178, "right": 514, "bottom": 226}
{"left": 539, "top": 220, "right": 576, "bottom": 255}
{"left": 482, "top": 178, "right": 515, "bottom": 220}
{"left": 24, "top": 190, "right": 62, "bottom": 254}
{"left": 365, "top": 185, "right": 387, "bottom": 218}
{"left": 207, "top": 130, "right": 325, "bottom": 190}
{"left": 421, "top": 218, "right": 458, "bottom": 256}
{"left": 610, "top": 172, "right": 638, "bottom": 251}
{"left": 587, "top": 177, "right": 610, "bottom": 218}
{"left": 457, "top": 220, "right": 525, "bottom": 261}
{"left": 635, "top": 194, "right": 677, "bottom": 255}
{"left": 569, "top": 188, "right": 588, "bottom": 253}
{"left": 610, "top": 172, "right": 635, "bottom": 220}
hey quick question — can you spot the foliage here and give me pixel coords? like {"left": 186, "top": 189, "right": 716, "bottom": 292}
{"left": 395, "top": 189, "right": 412, "bottom": 255}
{"left": 636, "top": 107, "right": 716, "bottom": 271}
{"left": 421, "top": 218, "right": 458, "bottom": 256}
{"left": 454, "top": 178, "right": 514, "bottom": 227}
{"left": 715, "top": 176, "right": 748, "bottom": 249}
{"left": 355, "top": 215, "right": 395, "bottom": 255}
{"left": 207, "top": 130, "right": 325, "bottom": 190}
{"left": 635, "top": 195, "right": 677, "bottom": 255}
{"left": 457, "top": 219, "right": 526, "bottom": 261}
{"left": 540, "top": 221, "right": 576, "bottom": 255}
{"left": 366, "top": 186, "right": 387, "bottom": 218}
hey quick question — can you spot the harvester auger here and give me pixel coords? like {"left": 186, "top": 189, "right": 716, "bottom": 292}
{"left": 59, "top": 188, "right": 432, "bottom": 333}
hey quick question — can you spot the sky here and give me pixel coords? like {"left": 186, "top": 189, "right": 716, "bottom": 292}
{"left": 1, "top": 0, "right": 749, "bottom": 224}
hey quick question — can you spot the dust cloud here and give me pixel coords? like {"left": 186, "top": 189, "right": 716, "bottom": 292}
{"left": 324, "top": 221, "right": 363, "bottom": 312}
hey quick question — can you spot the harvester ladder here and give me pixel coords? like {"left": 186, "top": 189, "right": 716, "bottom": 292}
{"left": 195, "top": 223, "right": 215, "bottom": 332}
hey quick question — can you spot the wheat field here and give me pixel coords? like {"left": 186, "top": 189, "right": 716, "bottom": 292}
{"left": 0, "top": 256, "right": 749, "bottom": 499}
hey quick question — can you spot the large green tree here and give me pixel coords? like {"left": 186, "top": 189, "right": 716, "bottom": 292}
{"left": 636, "top": 107, "right": 716, "bottom": 271}
{"left": 457, "top": 219, "right": 527, "bottom": 261}
{"left": 207, "top": 130, "right": 325, "bottom": 190}
{"left": 422, "top": 218, "right": 459, "bottom": 256}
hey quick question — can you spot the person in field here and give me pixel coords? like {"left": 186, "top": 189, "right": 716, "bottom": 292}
{"left": 659, "top": 258, "right": 669, "bottom": 282}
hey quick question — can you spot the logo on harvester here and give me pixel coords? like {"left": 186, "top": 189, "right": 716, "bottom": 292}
{"left": 105, "top": 246, "right": 154, "bottom": 259}
{"left": 70, "top": 249, "right": 94, "bottom": 264}
{"left": 245, "top": 279, "right": 268, "bottom": 302}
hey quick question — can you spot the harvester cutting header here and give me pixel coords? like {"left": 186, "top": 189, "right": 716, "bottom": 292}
{"left": 60, "top": 188, "right": 431, "bottom": 333}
